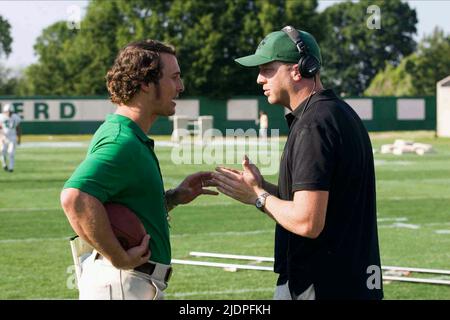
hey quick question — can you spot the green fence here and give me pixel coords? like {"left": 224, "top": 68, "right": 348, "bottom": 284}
{"left": 0, "top": 95, "right": 436, "bottom": 135}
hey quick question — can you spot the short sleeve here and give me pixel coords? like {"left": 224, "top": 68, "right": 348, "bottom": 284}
{"left": 290, "top": 124, "right": 337, "bottom": 192}
{"left": 63, "top": 142, "right": 135, "bottom": 203}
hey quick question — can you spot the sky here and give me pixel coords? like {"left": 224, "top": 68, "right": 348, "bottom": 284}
{"left": 0, "top": 0, "right": 449, "bottom": 70}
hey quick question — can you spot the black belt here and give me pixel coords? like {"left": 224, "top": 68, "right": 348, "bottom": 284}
{"left": 135, "top": 262, "right": 172, "bottom": 283}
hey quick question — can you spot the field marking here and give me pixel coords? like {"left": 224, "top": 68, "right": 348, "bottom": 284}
{"left": 172, "top": 229, "right": 273, "bottom": 238}
{"left": 378, "top": 217, "right": 408, "bottom": 222}
{"left": 375, "top": 160, "right": 414, "bottom": 166}
{"left": 190, "top": 201, "right": 235, "bottom": 207}
{"left": 383, "top": 195, "right": 450, "bottom": 200}
{"left": 0, "top": 207, "right": 61, "bottom": 213}
{"left": 20, "top": 142, "right": 88, "bottom": 148}
{"left": 166, "top": 287, "right": 273, "bottom": 298}
{"left": 435, "top": 230, "right": 450, "bottom": 234}
{"left": 2, "top": 221, "right": 447, "bottom": 244}
{"left": 378, "top": 179, "right": 450, "bottom": 185}
{"left": 0, "top": 237, "right": 67, "bottom": 244}
{"left": 379, "top": 223, "right": 420, "bottom": 229}
{"left": 0, "top": 230, "right": 272, "bottom": 244}
{"left": 4, "top": 188, "right": 62, "bottom": 193}
{"left": 378, "top": 222, "right": 450, "bottom": 228}
{"left": 423, "top": 222, "right": 450, "bottom": 226}
{"left": 0, "top": 202, "right": 237, "bottom": 212}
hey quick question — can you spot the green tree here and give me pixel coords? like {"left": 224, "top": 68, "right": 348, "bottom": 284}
{"left": 22, "top": 0, "right": 322, "bottom": 97}
{"left": 110, "top": 0, "right": 321, "bottom": 97}
{"left": 319, "top": 0, "right": 417, "bottom": 96}
{"left": 64, "top": 0, "right": 125, "bottom": 95}
{"left": 0, "top": 15, "right": 14, "bottom": 95}
{"left": 0, "top": 65, "right": 19, "bottom": 95}
{"left": 363, "top": 57, "right": 414, "bottom": 96}
{"left": 19, "top": 1, "right": 124, "bottom": 96}
{"left": 18, "top": 21, "right": 78, "bottom": 95}
{"left": 365, "top": 28, "right": 450, "bottom": 96}
{"left": 407, "top": 28, "right": 450, "bottom": 95}
{"left": 0, "top": 15, "right": 12, "bottom": 57}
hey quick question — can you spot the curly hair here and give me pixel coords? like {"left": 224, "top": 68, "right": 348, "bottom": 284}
{"left": 106, "top": 40, "right": 176, "bottom": 105}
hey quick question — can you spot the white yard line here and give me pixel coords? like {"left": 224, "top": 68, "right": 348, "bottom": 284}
{"left": 378, "top": 222, "right": 450, "bottom": 229}
{"left": 0, "top": 237, "right": 67, "bottom": 244}
{"left": 426, "top": 222, "right": 450, "bottom": 226}
{"left": 189, "top": 201, "right": 235, "bottom": 207}
{"left": 166, "top": 287, "right": 273, "bottom": 298}
{"left": 20, "top": 142, "right": 88, "bottom": 148}
{"left": 383, "top": 195, "right": 450, "bottom": 200}
{"left": 380, "top": 223, "right": 421, "bottom": 229}
{"left": 435, "top": 230, "right": 450, "bottom": 234}
{"left": 377, "top": 217, "right": 408, "bottom": 222}
{"left": 0, "top": 207, "right": 60, "bottom": 213}
{"left": 190, "top": 252, "right": 274, "bottom": 262}
{"left": 375, "top": 160, "right": 414, "bottom": 166}
{"left": 172, "top": 229, "right": 273, "bottom": 238}
{"left": 0, "top": 230, "right": 272, "bottom": 244}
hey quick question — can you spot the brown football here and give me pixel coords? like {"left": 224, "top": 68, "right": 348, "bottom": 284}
{"left": 104, "top": 202, "right": 146, "bottom": 250}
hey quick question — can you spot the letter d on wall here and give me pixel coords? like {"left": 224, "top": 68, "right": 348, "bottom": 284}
{"left": 60, "top": 102, "right": 76, "bottom": 119}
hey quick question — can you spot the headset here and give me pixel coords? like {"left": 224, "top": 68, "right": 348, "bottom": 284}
{"left": 281, "top": 26, "right": 320, "bottom": 78}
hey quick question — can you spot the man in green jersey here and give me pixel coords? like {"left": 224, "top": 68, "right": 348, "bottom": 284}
{"left": 61, "top": 40, "right": 217, "bottom": 300}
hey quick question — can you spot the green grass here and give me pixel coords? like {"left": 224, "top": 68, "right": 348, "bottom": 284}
{"left": 0, "top": 132, "right": 449, "bottom": 299}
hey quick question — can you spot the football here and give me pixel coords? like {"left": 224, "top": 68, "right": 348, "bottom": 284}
{"left": 104, "top": 202, "right": 147, "bottom": 250}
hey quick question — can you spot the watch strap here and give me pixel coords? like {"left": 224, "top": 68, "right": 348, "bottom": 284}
{"left": 256, "top": 192, "right": 271, "bottom": 212}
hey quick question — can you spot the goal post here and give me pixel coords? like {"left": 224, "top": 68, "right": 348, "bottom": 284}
{"left": 171, "top": 115, "right": 214, "bottom": 142}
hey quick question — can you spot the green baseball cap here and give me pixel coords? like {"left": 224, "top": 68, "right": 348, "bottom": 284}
{"left": 235, "top": 29, "right": 322, "bottom": 67}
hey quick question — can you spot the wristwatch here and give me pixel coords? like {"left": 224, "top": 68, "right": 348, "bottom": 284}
{"left": 255, "top": 192, "right": 270, "bottom": 212}
{"left": 164, "top": 189, "right": 178, "bottom": 212}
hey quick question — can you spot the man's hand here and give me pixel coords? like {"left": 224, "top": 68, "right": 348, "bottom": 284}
{"left": 168, "top": 171, "right": 219, "bottom": 207}
{"left": 112, "top": 234, "right": 151, "bottom": 270}
{"left": 212, "top": 155, "right": 266, "bottom": 205}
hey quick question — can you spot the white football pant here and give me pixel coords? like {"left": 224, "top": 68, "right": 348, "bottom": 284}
{"left": 1, "top": 137, "right": 16, "bottom": 170}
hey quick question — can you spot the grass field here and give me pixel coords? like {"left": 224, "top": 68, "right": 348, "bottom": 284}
{"left": 0, "top": 131, "right": 449, "bottom": 299}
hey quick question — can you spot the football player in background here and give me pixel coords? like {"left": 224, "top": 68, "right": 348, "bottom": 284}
{"left": 0, "top": 103, "right": 22, "bottom": 173}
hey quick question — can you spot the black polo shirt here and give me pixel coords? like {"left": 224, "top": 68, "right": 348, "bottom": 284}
{"left": 275, "top": 89, "right": 383, "bottom": 300}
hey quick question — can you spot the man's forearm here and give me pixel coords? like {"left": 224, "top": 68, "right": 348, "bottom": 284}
{"left": 262, "top": 195, "right": 303, "bottom": 232}
{"left": 259, "top": 194, "right": 320, "bottom": 239}
{"left": 260, "top": 190, "right": 328, "bottom": 239}
{"left": 61, "top": 189, "right": 128, "bottom": 264}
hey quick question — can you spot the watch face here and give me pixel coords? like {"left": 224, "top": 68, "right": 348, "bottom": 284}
{"left": 255, "top": 199, "right": 262, "bottom": 208}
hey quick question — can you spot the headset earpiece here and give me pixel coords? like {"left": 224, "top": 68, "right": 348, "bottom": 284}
{"left": 300, "top": 55, "right": 320, "bottom": 78}
{"left": 281, "top": 26, "right": 320, "bottom": 79}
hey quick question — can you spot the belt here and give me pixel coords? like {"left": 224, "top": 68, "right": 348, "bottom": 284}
{"left": 94, "top": 252, "right": 172, "bottom": 283}
{"left": 135, "top": 261, "right": 173, "bottom": 283}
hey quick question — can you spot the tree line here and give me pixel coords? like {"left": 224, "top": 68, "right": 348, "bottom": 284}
{"left": 0, "top": 0, "right": 448, "bottom": 98}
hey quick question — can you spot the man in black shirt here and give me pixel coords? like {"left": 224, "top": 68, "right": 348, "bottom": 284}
{"left": 212, "top": 26, "right": 383, "bottom": 300}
